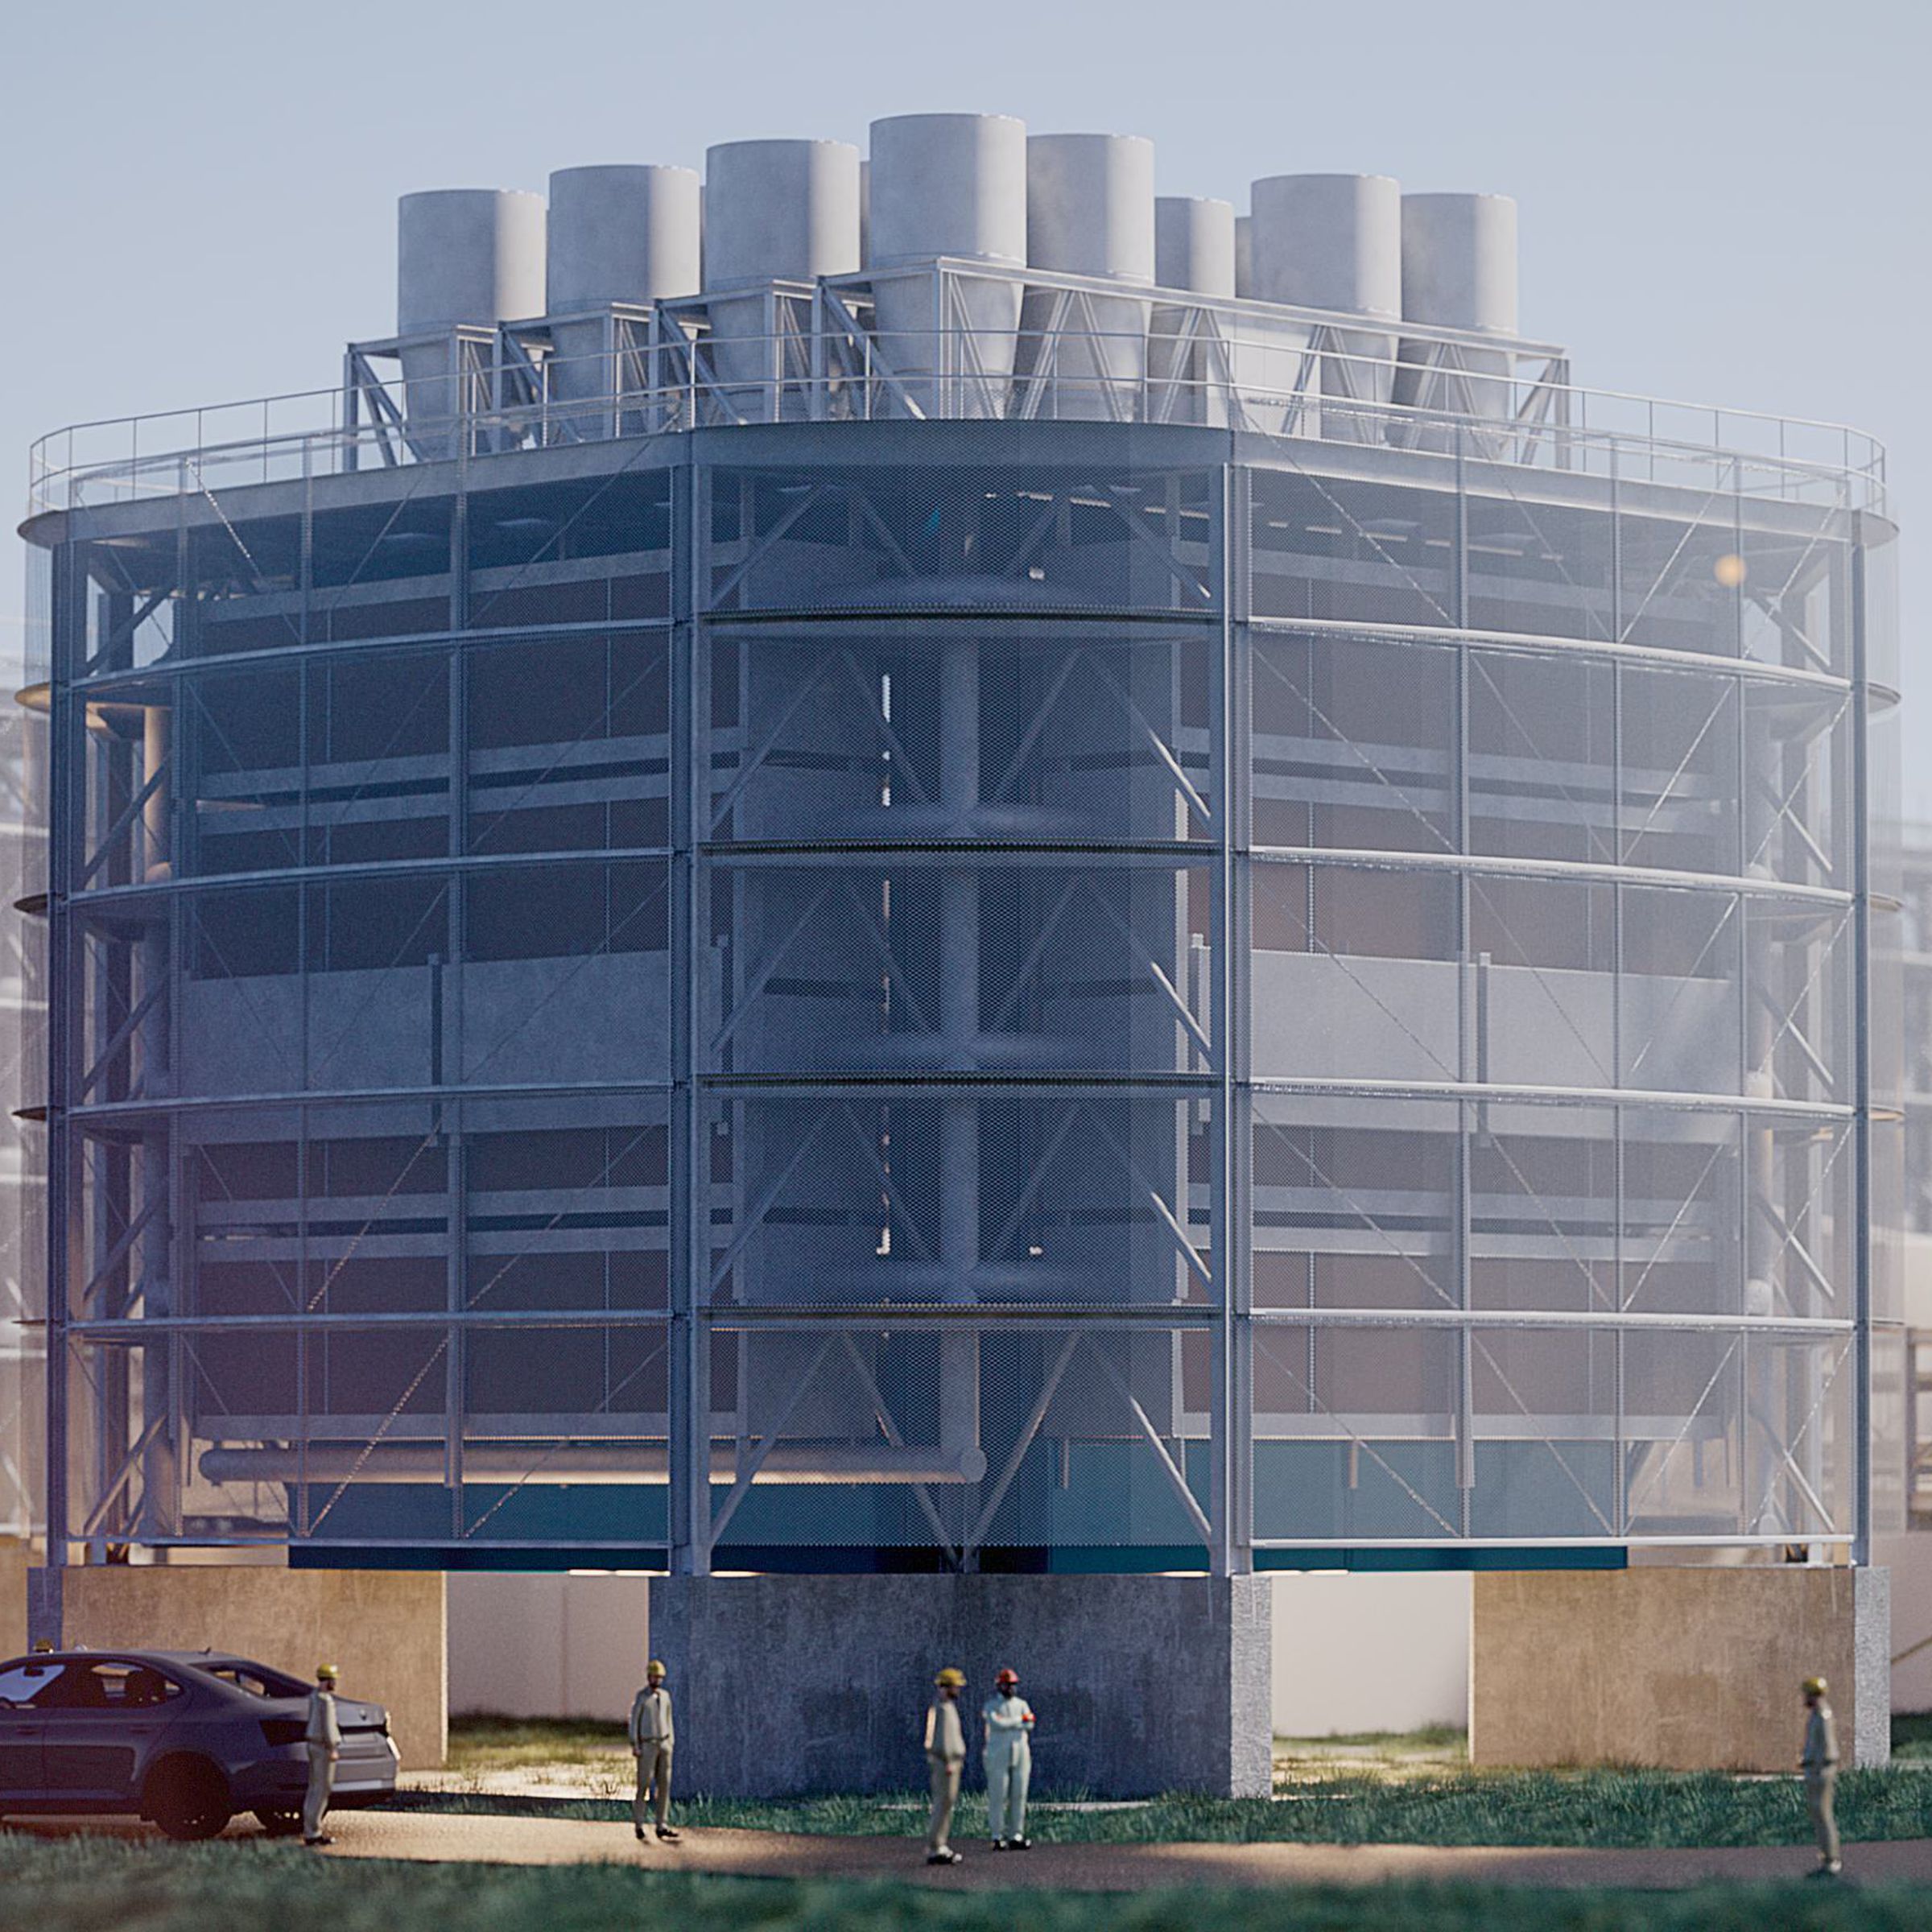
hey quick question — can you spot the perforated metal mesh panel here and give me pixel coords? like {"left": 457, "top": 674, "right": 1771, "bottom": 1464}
{"left": 27, "top": 417, "right": 1889, "bottom": 1565}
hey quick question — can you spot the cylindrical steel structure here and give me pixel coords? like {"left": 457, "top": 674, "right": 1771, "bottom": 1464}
{"left": 1394, "top": 191, "right": 1520, "bottom": 431}
{"left": 547, "top": 165, "right": 703, "bottom": 313}
{"left": 545, "top": 164, "right": 703, "bottom": 415}
{"left": 1402, "top": 192, "right": 1518, "bottom": 335}
{"left": 704, "top": 138, "right": 861, "bottom": 410}
{"left": 1247, "top": 172, "right": 1401, "bottom": 319}
{"left": 1155, "top": 196, "right": 1236, "bottom": 296}
{"left": 1249, "top": 173, "right": 1400, "bottom": 432}
{"left": 18, "top": 118, "right": 1897, "bottom": 1600}
{"left": 398, "top": 188, "right": 548, "bottom": 335}
{"left": 867, "top": 113, "right": 1027, "bottom": 416}
{"left": 1152, "top": 196, "right": 1236, "bottom": 425}
{"left": 396, "top": 188, "right": 546, "bottom": 451}
{"left": 1022, "top": 133, "right": 1155, "bottom": 419}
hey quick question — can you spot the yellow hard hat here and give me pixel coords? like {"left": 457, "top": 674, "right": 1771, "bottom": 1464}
{"left": 646, "top": 1659, "right": 667, "bottom": 1679}
{"left": 1802, "top": 1675, "right": 1827, "bottom": 1698}
{"left": 935, "top": 1666, "right": 965, "bottom": 1689}
{"left": 316, "top": 1662, "right": 340, "bottom": 1682}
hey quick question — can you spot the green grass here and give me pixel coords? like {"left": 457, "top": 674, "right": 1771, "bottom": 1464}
{"left": 1277, "top": 1726, "right": 1467, "bottom": 1753}
{"left": 0, "top": 1835, "right": 1928, "bottom": 1932}
{"left": 1891, "top": 1716, "right": 1932, "bottom": 1764}
{"left": 447, "top": 1716, "right": 631, "bottom": 1773}
{"left": 384, "top": 1768, "right": 1932, "bottom": 1850}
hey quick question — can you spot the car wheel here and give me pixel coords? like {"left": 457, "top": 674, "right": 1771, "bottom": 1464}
{"left": 254, "top": 1808, "right": 303, "bottom": 1838}
{"left": 145, "top": 1757, "right": 232, "bottom": 1841}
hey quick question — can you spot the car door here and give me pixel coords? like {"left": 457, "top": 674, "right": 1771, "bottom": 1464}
{"left": 38, "top": 1661, "right": 180, "bottom": 1802}
{"left": 0, "top": 1661, "right": 56, "bottom": 1798}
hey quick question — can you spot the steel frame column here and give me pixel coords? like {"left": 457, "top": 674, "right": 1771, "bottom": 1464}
{"left": 668, "top": 450, "right": 708, "bottom": 1574}
{"left": 1851, "top": 519, "right": 1873, "bottom": 1567}
{"left": 1217, "top": 458, "right": 1252, "bottom": 1576}
{"left": 43, "top": 538, "right": 87, "bottom": 1587}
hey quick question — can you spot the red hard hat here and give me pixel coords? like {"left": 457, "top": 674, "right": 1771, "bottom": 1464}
{"left": 996, "top": 1667, "right": 1019, "bottom": 1687}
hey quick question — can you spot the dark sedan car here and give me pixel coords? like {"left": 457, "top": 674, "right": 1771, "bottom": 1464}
{"left": 0, "top": 1649, "right": 398, "bottom": 1839}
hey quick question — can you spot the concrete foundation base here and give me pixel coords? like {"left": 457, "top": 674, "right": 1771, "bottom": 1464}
{"left": 34, "top": 1564, "right": 448, "bottom": 1769}
{"left": 0, "top": 1540, "right": 25, "bottom": 1660}
{"left": 650, "top": 1573, "right": 1273, "bottom": 1798}
{"left": 1471, "top": 1566, "right": 1890, "bottom": 1771}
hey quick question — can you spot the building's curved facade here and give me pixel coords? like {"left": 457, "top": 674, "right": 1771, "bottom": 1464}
{"left": 25, "top": 394, "right": 1897, "bottom": 1573}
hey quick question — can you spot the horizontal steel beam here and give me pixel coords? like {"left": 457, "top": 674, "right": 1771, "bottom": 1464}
{"left": 200, "top": 1443, "right": 989, "bottom": 1485}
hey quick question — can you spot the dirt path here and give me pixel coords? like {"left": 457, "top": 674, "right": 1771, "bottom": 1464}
{"left": 318, "top": 1810, "right": 1932, "bottom": 1889}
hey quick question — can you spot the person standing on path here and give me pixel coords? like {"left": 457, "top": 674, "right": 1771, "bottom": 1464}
{"left": 980, "top": 1666, "right": 1035, "bottom": 1850}
{"left": 629, "top": 1659, "right": 680, "bottom": 1843}
{"left": 924, "top": 1667, "right": 968, "bottom": 1865}
{"left": 1800, "top": 1674, "right": 1842, "bottom": 1877}
{"left": 302, "top": 1663, "right": 341, "bottom": 1847}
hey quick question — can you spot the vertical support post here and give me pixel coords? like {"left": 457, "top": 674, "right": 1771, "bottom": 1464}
{"left": 669, "top": 448, "right": 709, "bottom": 1575}
{"left": 43, "top": 538, "right": 85, "bottom": 1596}
{"left": 1451, "top": 427, "right": 1475, "bottom": 1521}
{"left": 445, "top": 457, "right": 471, "bottom": 1534}
{"left": 1851, "top": 520, "right": 1873, "bottom": 1568}
{"left": 1212, "top": 456, "right": 1250, "bottom": 1577}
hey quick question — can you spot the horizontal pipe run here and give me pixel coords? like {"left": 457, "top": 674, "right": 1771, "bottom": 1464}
{"left": 200, "top": 1443, "right": 988, "bottom": 1485}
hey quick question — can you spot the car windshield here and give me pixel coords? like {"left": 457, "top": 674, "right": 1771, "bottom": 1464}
{"left": 200, "top": 1662, "right": 312, "bottom": 1699}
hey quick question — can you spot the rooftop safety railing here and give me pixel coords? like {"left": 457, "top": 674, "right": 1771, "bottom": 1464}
{"left": 27, "top": 262, "right": 1887, "bottom": 516}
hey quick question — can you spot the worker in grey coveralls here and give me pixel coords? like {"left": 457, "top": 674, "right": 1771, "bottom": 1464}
{"left": 980, "top": 1667, "right": 1035, "bottom": 1850}
{"left": 1801, "top": 1674, "right": 1842, "bottom": 1876}
{"left": 629, "top": 1659, "right": 679, "bottom": 1841}
{"left": 302, "top": 1662, "right": 341, "bottom": 1847}
{"left": 923, "top": 1667, "right": 967, "bottom": 1864}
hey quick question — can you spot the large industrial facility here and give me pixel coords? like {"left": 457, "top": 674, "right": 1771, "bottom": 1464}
{"left": 11, "top": 114, "right": 1905, "bottom": 1790}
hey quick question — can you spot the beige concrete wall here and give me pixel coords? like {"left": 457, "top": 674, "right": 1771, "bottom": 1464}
{"left": 61, "top": 1566, "right": 446, "bottom": 1769}
{"left": 0, "top": 1540, "right": 26, "bottom": 1659}
{"left": 1472, "top": 1567, "right": 1885, "bottom": 1771}
{"left": 1272, "top": 1573, "right": 1468, "bottom": 1737}
{"left": 1875, "top": 1534, "right": 1932, "bottom": 1711}
{"left": 448, "top": 1571, "right": 648, "bottom": 1720}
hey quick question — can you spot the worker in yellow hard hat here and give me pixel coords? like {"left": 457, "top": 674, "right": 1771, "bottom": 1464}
{"left": 1799, "top": 1674, "right": 1840, "bottom": 1877}
{"left": 628, "top": 1660, "right": 679, "bottom": 1843}
{"left": 303, "top": 1663, "right": 341, "bottom": 1847}
{"left": 923, "top": 1668, "right": 967, "bottom": 1864}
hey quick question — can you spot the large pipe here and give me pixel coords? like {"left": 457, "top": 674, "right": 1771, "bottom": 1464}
{"left": 200, "top": 1443, "right": 989, "bottom": 1485}
{"left": 396, "top": 188, "right": 547, "bottom": 454}
{"left": 868, "top": 112, "right": 1026, "bottom": 417}
{"left": 1249, "top": 173, "right": 1401, "bottom": 437}
{"left": 1397, "top": 192, "right": 1520, "bottom": 432}
{"left": 1022, "top": 134, "right": 1155, "bottom": 420}
{"left": 703, "top": 138, "right": 861, "bottom": 415}
{"left": 546, "top": 165, "right": 702, "bottom": 419}
{"left": 1151, "top": 196, "right": 1235, "bottom": 424}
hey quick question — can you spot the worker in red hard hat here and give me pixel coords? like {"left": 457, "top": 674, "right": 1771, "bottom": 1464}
{"left": 980, "top": 1666, "right": 1035, "bottom": 1850}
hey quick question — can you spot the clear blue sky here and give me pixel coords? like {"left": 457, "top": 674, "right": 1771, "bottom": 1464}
{"left": 2, "top": 0, "right": 1924, "bottom": 794}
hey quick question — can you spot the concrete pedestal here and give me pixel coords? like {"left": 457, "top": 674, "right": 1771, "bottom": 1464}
{"left": 1471, "top": 1566, "right": 1890, "bottom": 1770}
{"left": 650, "top": 1574, "right": 1273, "bottom": 1798}
{"left": 31, "top": 1563, "right": 448, "bottom": 1769}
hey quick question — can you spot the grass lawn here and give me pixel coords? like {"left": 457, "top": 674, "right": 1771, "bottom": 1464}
{"left": 0, "top": 1835, "right": 1930, "bottom": 1932}
{"left": 423, "top": 1716, "right": 1932, "bottom": 1851}
{"left": 448, "top": 1717, "right": 631, "bottom": 1774}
